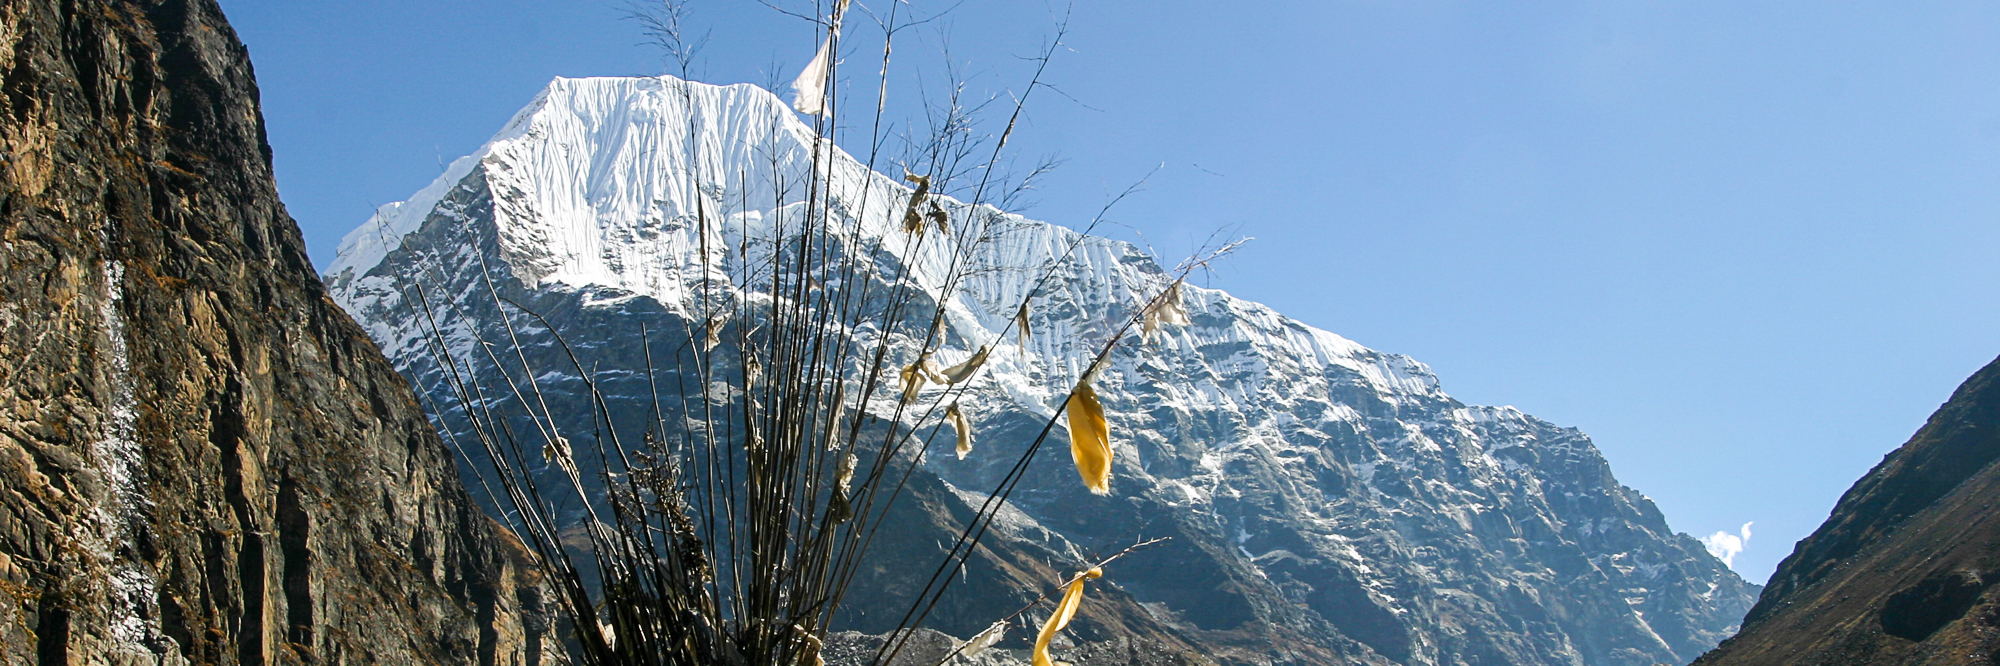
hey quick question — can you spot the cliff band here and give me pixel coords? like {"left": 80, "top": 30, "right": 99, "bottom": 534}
{"left": 0, "top": 2, "right": 542, "bottom": 664}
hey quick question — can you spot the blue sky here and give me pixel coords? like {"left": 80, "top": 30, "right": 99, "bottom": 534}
{"left": 217, "top": 0, "right": 2000, "bottom": 585}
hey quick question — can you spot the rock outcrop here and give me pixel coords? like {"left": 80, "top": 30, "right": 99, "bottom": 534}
{"left": 0, "top": 1, "right": 543, "bottom": 663}
{"left": 1695, "top": 355, "right": 2000, "bottom": 665}
{"left": 327, "top": 75, "right": 1759, "bottom": 666}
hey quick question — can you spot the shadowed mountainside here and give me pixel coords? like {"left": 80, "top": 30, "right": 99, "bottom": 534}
{"left": 1696, "top": 354, "right": 2000, "bottom": 665}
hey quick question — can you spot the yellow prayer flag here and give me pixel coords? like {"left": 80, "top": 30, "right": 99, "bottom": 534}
{"left": 1032, "top": 568, "right": 1103, "bottom": 666}
{"left": 1066, "top": 378, "right": 1112, "bottom": 495}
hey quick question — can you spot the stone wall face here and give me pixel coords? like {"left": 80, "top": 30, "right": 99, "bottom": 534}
{"left": 0, "top": 1, "right": 542, "bottom": 664}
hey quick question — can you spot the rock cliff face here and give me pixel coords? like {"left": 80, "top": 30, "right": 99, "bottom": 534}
{"left": 1695, "top": 355, "right": 2000, "bottom": 665}
{"left": 327, "top": 76, "right": 1759, "bottom": 666}
{"left": 0, "top": 1, "right": 542, "bottom": 664}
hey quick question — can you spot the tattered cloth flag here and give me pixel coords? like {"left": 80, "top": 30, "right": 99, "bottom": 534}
{"left": 899, "top": 362, "right": 927, "bottom": 404}
{"left": 946, "top": 402, "right": 975, "bottom": 460}
{"left": 928, "top": 200, "right": 951, "bottom": 235}
{"left": 1140, "top": 282, "right": 1190, "bottom": 344}
{"left": 1065, "top": 371, "right": 1113, "bottom": 495}
{"left": 790, "top": 0, "right": 853, "bottom": 115}
{"left": 1014, "top": 302, "right": 1033, "bottom": 355}
{"left": 701, "top": 312, "right": 728, "bottom": 351}
{"left": 1032, "top": 568, "right": 1104, "bottom": 666}
{"left": 938, "top": 344, "right": 990, "bottom": 384}
{"left": 542, "top": 435, "right": 578, "bottom": 478}
{"left": 899, "top": 352, "right": 948, "bottom": 404}
{"left": 829, "top": 452, "right": 858, "bottom": 523}
{"left": 835, "top": 453, "right": 856, "bottom": 495}
{"left": 902, "top": 172, "right": 932, "bottom": 235}
{"left": 962, "top": 619, "right": 1008, "bottom": 657}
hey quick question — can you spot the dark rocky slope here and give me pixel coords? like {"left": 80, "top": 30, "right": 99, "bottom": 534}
{"left": 1695, "top": 354, "right": 2000, "bottom": 665}
{"left": 0, "top": 1, "right": 542, "bottom": 663}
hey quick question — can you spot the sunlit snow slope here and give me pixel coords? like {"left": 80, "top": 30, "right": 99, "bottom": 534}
{"left": 326, "top": 76, "right": 1758, "bottom": 666}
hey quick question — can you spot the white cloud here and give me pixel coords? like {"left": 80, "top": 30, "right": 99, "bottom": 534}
{"left": 1699, "top": 522, "right": 1754, "bottom": 568}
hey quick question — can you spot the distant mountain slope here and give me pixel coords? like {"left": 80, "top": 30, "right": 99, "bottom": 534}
{"left": 1695, "top": 355, "right": 2000, "bottom": 665}
{"left": 0, "top": 1, "right": 540, "bottom": 663}
{"left": 326, "top": 75, "right": 1758, "bottom": 666}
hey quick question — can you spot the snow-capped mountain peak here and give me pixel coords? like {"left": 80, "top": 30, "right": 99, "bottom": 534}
{"left": 326, "top": 75, "right": 1758, "bottom": 666}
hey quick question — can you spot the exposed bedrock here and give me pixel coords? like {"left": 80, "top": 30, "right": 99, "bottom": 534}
{"left": 0, "top": 1, "right": 542, "bottom": 663}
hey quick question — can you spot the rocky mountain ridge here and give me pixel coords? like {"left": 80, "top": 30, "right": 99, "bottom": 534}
{"left": 1695, "top": 354, "right": 2000, "bottom": 665}
{"left": 327, "top": 75, "right": 1760, "bottom": 666}
{"left": 0, "top": 1, "right": 542, "bottom": 663}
